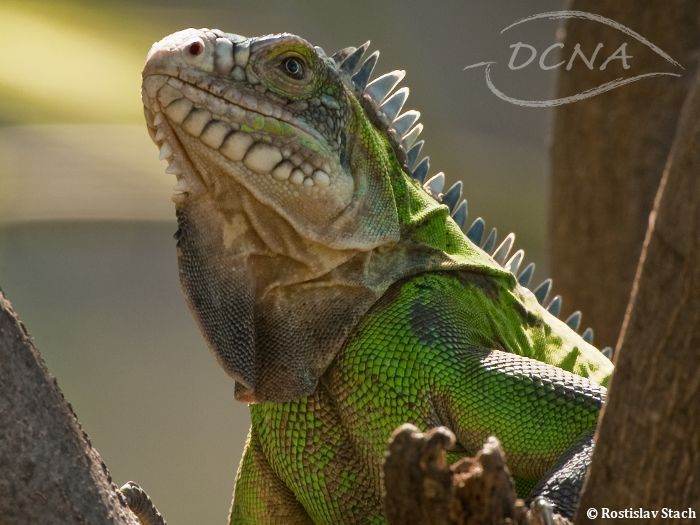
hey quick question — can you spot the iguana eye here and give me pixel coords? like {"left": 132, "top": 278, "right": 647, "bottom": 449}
{"left": 282, "top": 57, "right": 305, "bottom": 79}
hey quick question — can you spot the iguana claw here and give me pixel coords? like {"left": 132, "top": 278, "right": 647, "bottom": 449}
{"left": 120, "top": 481, "right": 167, "bottom": 525}
{"left": 529, "top": 497, "right": 555, "bottom": 525}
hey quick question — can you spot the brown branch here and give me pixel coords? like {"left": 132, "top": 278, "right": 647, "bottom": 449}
{"left": 575, "top": 68, "right": 700, "bottom": 523}
{"left": 383, "top": 425, "right": 569, "bottom": 525}
{"left": 550, "top": 0, "right": 700, "bottom": 347}
{"left": 0, "top": 289, "right": 140, "bottom": 524}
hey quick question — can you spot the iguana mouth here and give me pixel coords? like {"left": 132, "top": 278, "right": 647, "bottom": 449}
{"left": 142, "top": 71, "right": 338, "bottom": 205}
{"left": 143, "top": 79, "right": 204, "bottom": 205}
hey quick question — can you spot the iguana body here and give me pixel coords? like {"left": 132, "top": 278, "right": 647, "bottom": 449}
{"left": 141, "top": 28, "right": 613, "bottom": 523}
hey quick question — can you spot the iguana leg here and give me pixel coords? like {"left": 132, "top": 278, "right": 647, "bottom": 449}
{"left": 230, "top": 428, "right": 313, "bottom": 525}
{"left": 438, "top": 348, "right": 605, "bottom": 520}
{"left": 527, "top": 430, "right": 594, "bottom": 521}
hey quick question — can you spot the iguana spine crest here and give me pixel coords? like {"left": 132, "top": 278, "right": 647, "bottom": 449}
{"left": 332, "top": 40, "right": 611, "bottom": 357}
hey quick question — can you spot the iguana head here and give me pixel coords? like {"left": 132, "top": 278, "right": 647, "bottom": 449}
{"left": 141, "top": 28, "right": 502, "bottom": 402}
{"left": 142, "top": 28, "right": 404, "bottom": 248}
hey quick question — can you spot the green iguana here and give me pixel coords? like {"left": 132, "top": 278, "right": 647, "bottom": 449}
{"left": 140, "top": 28, "right": 614, "bottom": 524}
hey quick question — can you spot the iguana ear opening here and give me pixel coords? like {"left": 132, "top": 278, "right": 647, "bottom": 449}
{"left": 316, "top": 102, "right": 404, "bottom": 252}
{"left": 322, "top": 160, "right": 402, "bottom": 251}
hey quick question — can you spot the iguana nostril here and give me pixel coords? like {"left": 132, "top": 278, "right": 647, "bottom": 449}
{"left": 187, "top": 41, "right": 204, "bottom": 56}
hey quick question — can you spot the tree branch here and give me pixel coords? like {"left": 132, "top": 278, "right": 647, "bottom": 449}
{"left": 383, "top": 425, "right": 568, "bottom": 525}
{"left": 0, "top": 289, "right": 140, "bottom": 524}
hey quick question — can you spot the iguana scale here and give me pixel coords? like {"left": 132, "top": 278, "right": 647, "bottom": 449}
{"left": 141, "top": 28, "right": 614, "bottom": 524}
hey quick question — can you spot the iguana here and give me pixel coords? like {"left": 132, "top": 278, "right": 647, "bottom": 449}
{"left": 140, "top": 28, "right": 614, "bottom": 524}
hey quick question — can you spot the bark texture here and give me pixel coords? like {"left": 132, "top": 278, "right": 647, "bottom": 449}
{"left": 383, "top": 425, "right": 569, "bottom": 525}
{"left": 0, "top": 289, "right": 139, "bottom": 525}
{"left": 575, "top": 70, "right": 700, "bottom": 523}
{"left": 550, "top": 1, "right": 700, "bottom": 347}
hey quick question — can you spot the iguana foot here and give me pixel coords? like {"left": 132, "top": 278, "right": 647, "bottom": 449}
{"left": 527, "top": 497, "right": 573, "bottom": 525}
{"left": 120, "top": 481, "right": 167, "bottom": 525}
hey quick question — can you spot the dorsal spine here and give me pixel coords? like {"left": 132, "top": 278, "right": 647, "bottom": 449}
{"left": 331, "top": 42, "right": 612, "bottom": 358}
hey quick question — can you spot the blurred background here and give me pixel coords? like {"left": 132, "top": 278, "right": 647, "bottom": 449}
{"left": 0, "top": 0, "right": 564, "bottom": 522}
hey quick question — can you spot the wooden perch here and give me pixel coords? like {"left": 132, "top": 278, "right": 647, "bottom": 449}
{"left": 383, "top": 424, "right": 570, "bottom": 525}
{"left": 0, "top": 289, "right": 140, "bottom": 524}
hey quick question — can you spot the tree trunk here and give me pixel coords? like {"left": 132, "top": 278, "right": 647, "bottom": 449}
{"left": 575, "top": 69, "right": 700, "bottom": 524}
{"left": 0, "top": 289, "right": 140, "bottom": 525}
{"left": 550, "top": 0, "right": 700, "bottom": 347}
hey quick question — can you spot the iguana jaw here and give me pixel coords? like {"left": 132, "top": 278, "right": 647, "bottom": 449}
{"left": 144, "top": 74, "right": 344, "bottom": 206}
